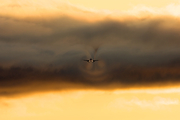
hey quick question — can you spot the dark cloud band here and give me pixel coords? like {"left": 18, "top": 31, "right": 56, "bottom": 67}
{"left": 0, "top": 15, "right": 180, "bottom": 96}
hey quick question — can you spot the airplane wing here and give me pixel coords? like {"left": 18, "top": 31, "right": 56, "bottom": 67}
{"left": 84, "top": 60, "right": 89, "bottom": 62}
{"left": 93, "top": 60, "right": 99, "bottom": 62}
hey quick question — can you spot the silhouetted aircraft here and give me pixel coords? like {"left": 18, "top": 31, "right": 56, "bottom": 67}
{"left": 84, "top": 58, "right": 98, "bottom": 63}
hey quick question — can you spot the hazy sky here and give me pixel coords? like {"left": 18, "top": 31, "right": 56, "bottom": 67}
{"left": 0, "top": 0, "right": 180, "bottom": 120}
{"left": 66, "top": 0, "right": 180, "bottom": 10}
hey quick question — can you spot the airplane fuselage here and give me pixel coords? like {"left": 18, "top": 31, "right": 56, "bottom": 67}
{"left": 89, "top": 59, "right": 93, "bottom": 63}
{"left": 84, "top": 58, "right": 98, "bottom": 63}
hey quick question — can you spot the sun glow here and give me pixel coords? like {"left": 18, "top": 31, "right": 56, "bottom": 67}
{"left": 1, "top": 89, "right": 180, "bottom": 120}
{"left": 1, "top": 0, "right": 180, "bottom": 20}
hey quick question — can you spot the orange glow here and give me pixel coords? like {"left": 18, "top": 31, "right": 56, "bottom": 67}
{"left": 1, "top": 89, "right": 180, "bottom": 120}
{"left": 67, "top": 0, "right": 180, "bottom": 11}
{"left": 1, "top": 0, "right": 180, "bottom": 20}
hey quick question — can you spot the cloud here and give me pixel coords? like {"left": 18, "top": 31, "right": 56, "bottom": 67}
{"left": 108, "top": 97, "right": 179, "bottom": 110}
{"left": 0, "top": 0, "right": 180, "bottom": 96}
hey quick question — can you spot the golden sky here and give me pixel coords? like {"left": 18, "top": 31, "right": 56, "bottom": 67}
{"left": 1, "top": 0, "right": 180, "bottom": 120}
{"left": 66, "top": 0, "right": 180, "bottom": 10}
{"left": 1, "top": 89, "right": 180, "bottom": 120}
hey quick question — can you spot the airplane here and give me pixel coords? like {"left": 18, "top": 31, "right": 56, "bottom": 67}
{"left": 84, "top": 58, "right": 98, "bottom": 63}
